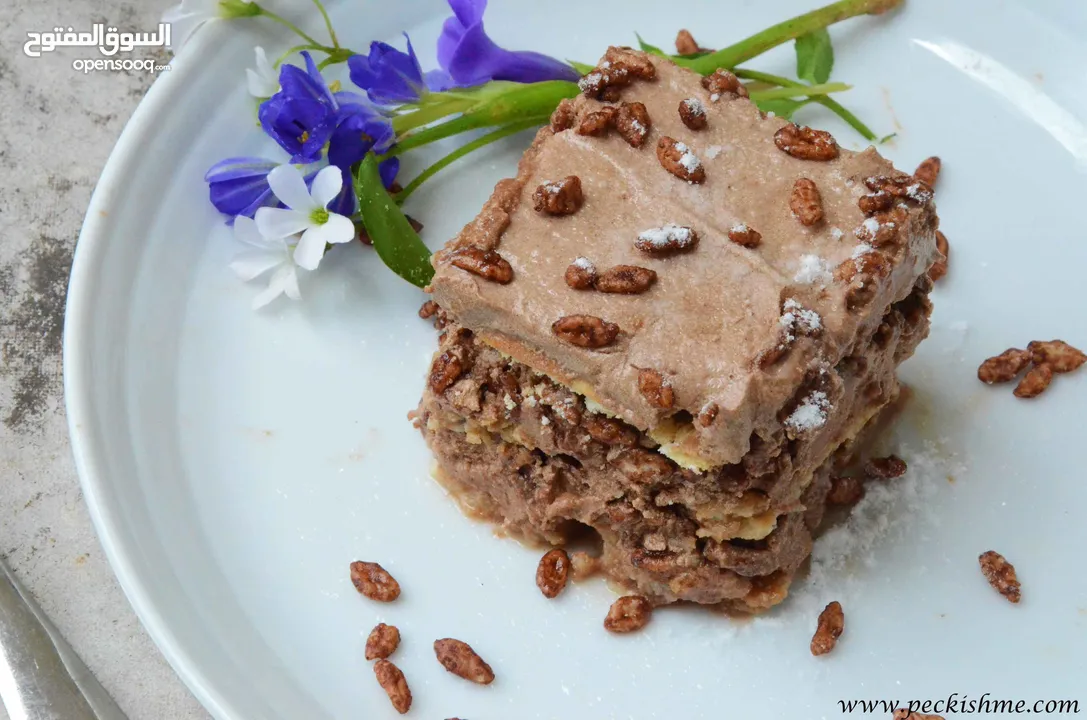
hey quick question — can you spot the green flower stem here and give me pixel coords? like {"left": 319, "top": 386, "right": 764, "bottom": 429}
{"left": 395, "top": 119, "right": 546, "bottom": 203}
{"left": 735, "top": 68, "right": 877, "bottom": 141}
{"left": 748, "top": 82, "right": 850, "bottom": 101}
{"left": 274, "top": 43, "right": 312, "bottom": 67}
{"left": 354, "top": 154, "right": 434, "bottom": 288}
{"left": 389, "top": 80, "right": 577, "bottom": 155}
{"left": 317, "top": 48, "right": 355, "bottom": 70}
{"left": 311, "top": 0, "right": 339, "bottom": 49}
{"left": 258, "top": 7, "right": 322, "bottom": 48}
{"left": 391, "top": 98, "right": 478, "bottom": 135}
{"left": 680, "top": 0, "right": 903, "bottom": 74}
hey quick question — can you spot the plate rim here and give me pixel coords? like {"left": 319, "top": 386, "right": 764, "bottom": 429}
{"left": 63, "top": 21, "right": 241, "bottom": 720}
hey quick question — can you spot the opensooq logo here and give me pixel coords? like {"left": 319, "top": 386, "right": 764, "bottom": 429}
{"left": 23, "top": 23, "right": 171, "bottom": 58}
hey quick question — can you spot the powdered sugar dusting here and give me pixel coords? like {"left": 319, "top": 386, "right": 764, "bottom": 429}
{"left": 710, "top": 92, "right": 721, "bottom": 102}
{"left": 785, "top": 390, "right": 830, "bottom": 432}
{"left": 682, "top": 97, "right": 705, "bottom": 116}
{"left": 577, "top": 72, "right": 602, "bottom": 92}
{"left": 572, "top": 256, "right": 595, "bottom": 271}
{"left": 852, "top": 243, "right": 873, "bottom": 259}
{"left": 637, "top": 224, "right": 694, "bottom": 249}
{"left": 785, "top": 440, "right": 965, "bottom": 617}
{"left": 829, "top": 227, "right": 844, "bottom": 241}
{"left": 780, "top": 298, "right": 822, "bottom": 338}
{"left": 906, "top": 183, "right": 931, "bottom": 203}
{"left": 730, "top": 222, "right": 748, "bottom": 233}
{"left": 674, "top": 142, "right": 702, "bottom": 174}
{"left": 794, "top": 254, "right": 832, "bottom": 286}
{"left": 704, "top": 145, "right": 723, "bottom": 159}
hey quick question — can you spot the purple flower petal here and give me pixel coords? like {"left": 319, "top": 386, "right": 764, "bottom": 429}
{"left": 328, "top": 107, "right": 394, "bottom": 170}
{"left": 379, "top": 157, "right": 401, "bottom": 189}
{"left": 348, "top": 34, "right": 431, "bottom": 105}
{"left": 449, "top": 0, "right": 486, "bottom": 27}
{"left": 205, "top": 157, "right": 280, "bottom": 219}
{"left": 278, "top": 52, "right": 334, "bottom": 107}
{"left": 424, "top": 68, "right": 456, "bottom": 92}
{"left": 326, "top": 166, "right": 357, "bottom": 217}
{"left": 204, "top": 156, "right": 278, "bottom": 183}
{"left": 259, "top": 96, "right": 335, "bottom": 164}
{"left": 436, "top": 0, "right": 577, "bottom": 86}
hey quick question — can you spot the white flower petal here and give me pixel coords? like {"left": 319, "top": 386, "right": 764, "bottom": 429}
{"left": 246, "top": 68, "right": 277, "bottom": 98}
{"left": 252, "top": 265, "right": 291, "bottom": 309}
{"left": 256, "top": 207, "right": 312, "bottom": 239}
{"left": 267, "top": 164, "right": 316, "bottom": 212}
{"left": 233, "top": 215, "right": 278, "bottom": 250}
{"left": 282, "top": 267, "right": 302, "bottom": 300}
{"left": 293, "top": 229, "right": 328, "bottom": 270}
{"left": 312, "top": 212, "right": 356, "bottom": 246}
{"left": 230, "top": 251, "right": 284, "bottom": 282}
{"left": 309, "top": 166, "right": 344, "bottom": 209}
{"left": 246, "top": 47, "right": 280, "bottom": 97}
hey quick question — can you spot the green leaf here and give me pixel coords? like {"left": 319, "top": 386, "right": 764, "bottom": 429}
{"left": 794, "top": 28, "right": 834, "bottom": 84}
{"left": 878, "top": 132, "right": 898, "bottom": 144}
{"left": 354, "top": 154, "right": 434, "bottom": 288}
{"left": 568, "top": 60, "right": 595, "bottom": 75}
{"left": 753, "top": 97, "right": 813, "bottom": 120}
{"left": 635, "top": 33, "right": 667, "bottom": 57}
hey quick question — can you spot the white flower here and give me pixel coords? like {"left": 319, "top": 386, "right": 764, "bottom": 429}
{"left": 229, "top": 216, "right": 302, "bottom": 309}
{"left": 255, "top": 165, "right": 355, "bottom": 271}
{"left": 163, "top": 0, "right": 256, "bottom": 53}
{"left": 246, "top": 46, "right": 279, "bottom": 98}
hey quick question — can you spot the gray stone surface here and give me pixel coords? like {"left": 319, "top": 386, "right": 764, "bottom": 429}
{"left": 0, "top": 0, "right": 208, "bottom": 717}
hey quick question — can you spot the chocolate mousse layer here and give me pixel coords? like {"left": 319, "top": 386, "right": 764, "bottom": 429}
{"left": 416, "top": 283, "right": 931, "bottom": 609}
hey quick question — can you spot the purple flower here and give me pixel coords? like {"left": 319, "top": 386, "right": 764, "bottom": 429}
{"left": 205, "top": 157, "right": 280, "bottom": 219}
{"left": 349, "top": 34, "right": 455, "bottom": 105}
{"left": 259, "top": 52, "right": 339, "bottom": 163}
{"left": 214, "top": 53, "right": 401, "bottom": 221}
{"left": 437, "top": 0, "right": 578, "bottom": 86}
{"left": 323, "top": 96, "right": 398, "bottom": 215}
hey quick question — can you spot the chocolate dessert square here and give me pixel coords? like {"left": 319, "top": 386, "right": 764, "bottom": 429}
{"left": 416, "top": 48, "right": 939, "bottom": 611}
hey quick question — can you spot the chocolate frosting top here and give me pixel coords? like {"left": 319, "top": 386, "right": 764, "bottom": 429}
{"left": 430, "top": 50, "right": 937, "bottom": 468}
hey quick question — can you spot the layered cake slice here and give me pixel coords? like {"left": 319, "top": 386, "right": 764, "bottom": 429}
{"left": 415, "top": 48, "right": 939, "bottom": 612}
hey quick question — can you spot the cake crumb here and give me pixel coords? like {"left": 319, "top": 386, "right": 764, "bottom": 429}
{"left": 979, "top": 550, "right": 1021, "bottom": 603}
{"left": 810, "top": 601, "right": 844, "bottom": 656}
{"left": 604, "top": 595, "right": 653, "bottom": 633}
{"left": 536, "top": 548, "right": 571, "bottom": 598}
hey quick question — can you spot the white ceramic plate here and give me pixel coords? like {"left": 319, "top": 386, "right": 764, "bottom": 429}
{"left": 66, "top": 0, "right": 1087, "bottom": 717}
